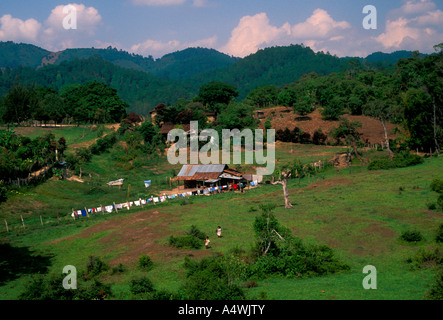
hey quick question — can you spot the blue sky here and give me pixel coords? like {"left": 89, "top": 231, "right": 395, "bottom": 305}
{"left": 1, "top": 0, "right": 442, "bottom": 58}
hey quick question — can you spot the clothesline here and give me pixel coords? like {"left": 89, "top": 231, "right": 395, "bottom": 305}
{"left": 71, "top": 181, "right": 260, "bottom": 219}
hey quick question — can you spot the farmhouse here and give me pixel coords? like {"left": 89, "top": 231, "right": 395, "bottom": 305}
{"left": 172, "top": 164, "right": 245, "bottom": 189}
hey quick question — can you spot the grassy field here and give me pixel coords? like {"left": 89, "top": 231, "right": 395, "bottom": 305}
{"left": 0, "top": 126, "right": 442, "bottom": 300}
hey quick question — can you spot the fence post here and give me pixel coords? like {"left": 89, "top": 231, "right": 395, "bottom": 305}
{"left": 85, "top": 207, "right": 89, "bottom": 218}
{"left": 4, "top": 219, "right": 8, "bottom": 233}
{"left": 21, "top": 215, "right": 25, "bottom": 230}
{"left": 57, "top": 212, "right": 60, "bottom": 224}
{"left": 40, "top": 215, "right": 44, "bottom": 227}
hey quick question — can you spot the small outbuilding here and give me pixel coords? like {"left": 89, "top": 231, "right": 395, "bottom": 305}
{"left": 172, "top": 164, "right": 245, "bottom": 189}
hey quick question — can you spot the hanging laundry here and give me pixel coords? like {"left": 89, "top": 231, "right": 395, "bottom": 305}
{"left": 153, "top": 197, "right": 159, "bottom": 203}
{"left": 141, "top": 199, "right": 146, "bottom": 205}
{"left": 144, "top": 180, "right": 151, "bottom": 188}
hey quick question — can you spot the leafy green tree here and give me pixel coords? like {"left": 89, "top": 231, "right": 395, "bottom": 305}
{"left": 60, "top": 81, "right": 128, "bottom": 124}
{"left": 402, "top": 87, "right": 434, "bottom": 151}
{"left": 198, "top": 81, "right": 239, "bottom": 111}
{"left": 1, "top": 83, "right": 38, "bottom": 124}
{"left": 216, "top": 102, "right": 256, "bottom": 130}
{"left": 246, "top": 85, "right": 278, "bottom": 108}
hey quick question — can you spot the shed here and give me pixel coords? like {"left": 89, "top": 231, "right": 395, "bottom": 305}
{"left": 172, "top": 164, "right": 244, "bottom": 189}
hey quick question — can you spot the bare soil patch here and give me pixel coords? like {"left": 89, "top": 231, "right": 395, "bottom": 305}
{"left": 48, "top": 208, "right": 211, "bottom": 266}
{"left": 258, "top": 107, "right": 399, "bottom": 145}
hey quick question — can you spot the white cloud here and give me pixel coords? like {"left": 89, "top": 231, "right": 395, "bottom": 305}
{"left": 291, "top": 9, "right": 351, "bottom": 39}
{"left": 0, "top": 3, "right": 103, "bottom": 51}
{"left": 130, "top": 35, "right": 218, "bottom": 58}
{"left": 219, "top": 10, "right": 350, "bottom": 58}
{"left": 374, "top": 1, "right": 443, "bottom": 52}
{"left": 0, "top": 14, "right": 42, "bottom": 43}
{"left": 394, "top": 0, "right": 436, "bottom": 16}
{"left": 219, "top": 13, "right": 291, "bottom": 58}
{"left": 42, "top": 3, "right": 102, "bottom": 50}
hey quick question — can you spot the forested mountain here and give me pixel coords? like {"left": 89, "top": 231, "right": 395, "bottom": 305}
{"left": 0, "top": 41, "right": 422, "bottom": 114}
{"left": 0, "top": 56, "right": 191, "bottom": 114}
{"left": 0, "top": 42, "right": 50, "bottom": 69}
{"left": 189, "top": 44, "right": 350, "bottom": 98}
{"left": 0, "top": 43, "right": 239, "bottom": 80}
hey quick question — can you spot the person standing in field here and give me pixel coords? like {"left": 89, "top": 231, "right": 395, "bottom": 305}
{"left": 205, "top": 236, "right": 210, "bottom": 249}
{"left": 216, "top": 226, "right": 222, "bottom": 238}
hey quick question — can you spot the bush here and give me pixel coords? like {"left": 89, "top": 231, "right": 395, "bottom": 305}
{"left": 186, "top": 225, "right": 206, "bottom": 240}
{"left": 130, "top": 276, "right": 155, "bottom": 295}
{"left": 138, "top": 254, "right": 154, "bottom": 272}
{"left": 425, "top": 269, "right": 443, "bottom": 300}
{"left": 368, "top": 158, "right": 394, "bottom": 170}
{"left": 182, "top": 256, "right": 246, "bottom": 300}
{"left": 169, "top": 235, "right": 203, "bottom": 249}
{"left": 437, "top": 194, "right": 443, "bottom": 212}
{"left": 85, "top": 256, "right": 109, "bottom": 278}
{"left": 312, "top": 129, "right": 327, "bottom": 145}
{"left": 368, "top": 152, "right": 424, "bottom": 171}
{"left": 431, "top": 179, "right": 443, "bottom": 193}
{"left": 436, "top": 224, "right": 443, "bottom": 243}
{"left": 406, "top": 248, "right": 443, "bottom": 269}
{"left": 400, "top": 230, "right": 424, "bottom": 243}
{"left": 75, "top": 147, "right": 92, "bottom": 163}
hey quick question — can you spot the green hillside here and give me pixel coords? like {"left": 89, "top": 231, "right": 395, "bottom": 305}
{"left": 0, "top": 41, "right": 50, "bottom": 69}
{"left": 0, "top": 125, "right": 442, "bottom": 300}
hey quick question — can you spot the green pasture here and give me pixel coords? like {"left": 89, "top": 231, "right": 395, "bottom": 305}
{"left": 0, "top": 126, "right": 442, "bottom": 300}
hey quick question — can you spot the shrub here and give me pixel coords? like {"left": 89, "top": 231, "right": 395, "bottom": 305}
{"left": 400, "top": 230, "right": 424, "bottom": 243}
{"left": 425, "top": 269, "right": 443, "bottom": 300}
{"left": 181, "top": 256, "right": 246, "bottom": 300}
{"left": 186, "top": 225, "right": 206, "bottom": 240}
{"left": 406, "top": 248, "right": 443, "bottom": 269}
{"left": 75, "top": 147, "right": 92, "bottom": 163}
{"left": 138, "top": 254, "right": 154, "bottom": 272}
{"left": 85, "top": 256, "right": 109, "bottom": 278}
{"left": 76, "top": 279, "right": 112, "bottom": 300}
{"left": 130, "top": 276, "right": 155, "bottom": 295}
{"left": 368, "top": 152, "right": 424, "bottom": 171}
{"left": 437, "top": 194, "right": 443, "bottom": 212}
{"left": 312, "top": 129, "right": 327, "bottom": 145}
{"left": 169, "top": 235, "right": 202, "bottom": 250}
{"left": 430, "top": 179, "right": 443, "bottom": 193}
{"left": 436, "top": 224, "right": 443, "bottom": 243}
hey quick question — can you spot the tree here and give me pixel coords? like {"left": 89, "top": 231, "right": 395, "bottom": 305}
{"left": 272, "top": 169, "right": 293, "bottom": 209}
{"left": 402, "top": 88, "right": 434, "bottom": 151}
{"left": 330, "top": 117, "right": 364, "bottom": 163}
{"left": 60, "top": 81, "right": 128, "bottom": 124}
{"left": 198, "top": 81, "right": 239, "bottom": 111}
{"left": 363, "top": 87, "right": 400, "bottom": 158}
{"left": 253, "top": 204, "right": 286, "bottom": 255}
{"left": 246, "top": 85, "right": 278, "bottom": 108}
{"left": 216, "top": 102, "right": 256, "bottom": 130}
{"left": 1, "top": 83, "right": 38, "bottom": 124}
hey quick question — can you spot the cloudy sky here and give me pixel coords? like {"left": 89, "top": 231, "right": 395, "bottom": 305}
{"left": 1, "top": 0, "right": 442, "bottom": 58}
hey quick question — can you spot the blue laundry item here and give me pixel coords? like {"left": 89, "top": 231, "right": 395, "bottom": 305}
{"left": 81, "top": 209, "right": 87, "bottom": 217}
